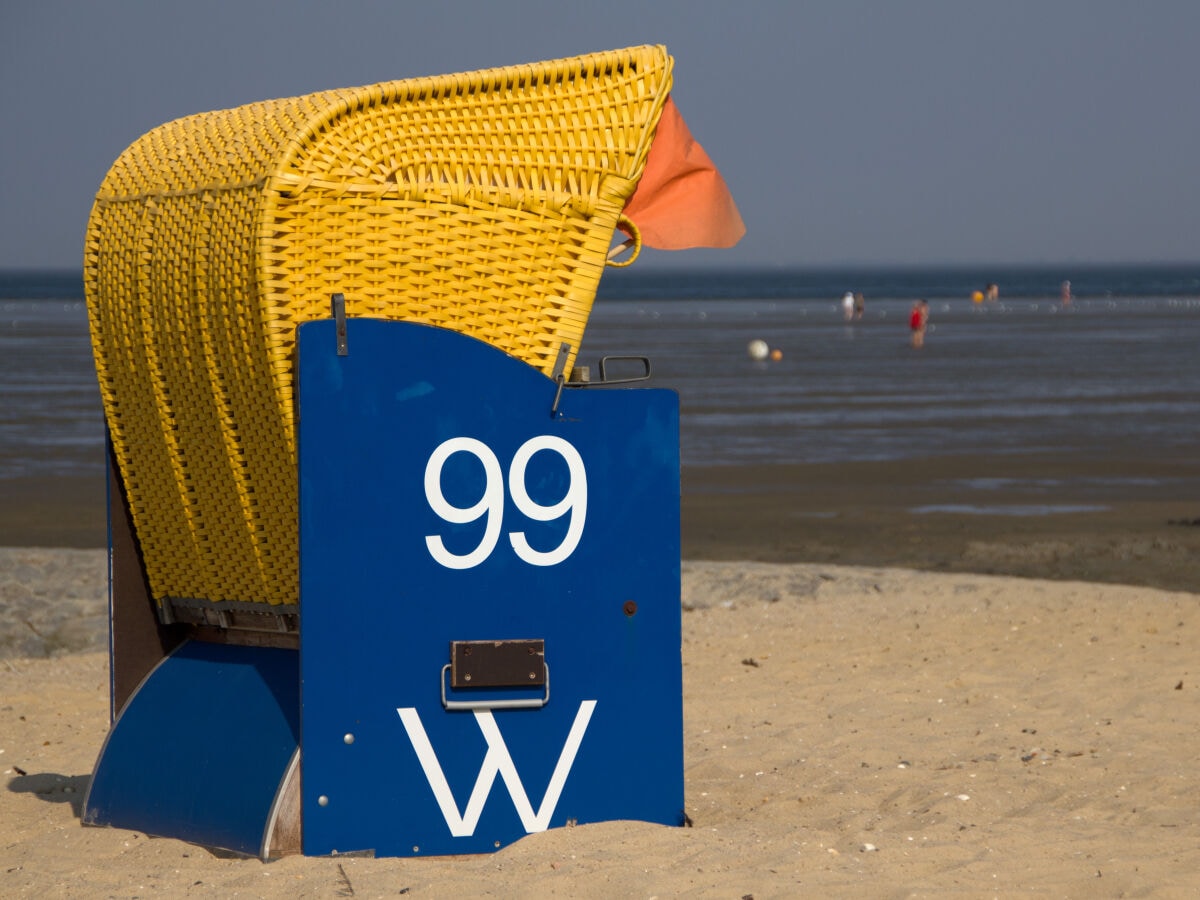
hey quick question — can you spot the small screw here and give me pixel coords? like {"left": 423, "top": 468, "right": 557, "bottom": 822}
{"left": 318, "top": 795, "right": 329, "bottom": 807}
{"left": 464, "top": 673, "right": 472, "bottom": 682}
{"left": 343, "top": 733, "right": 355, "bottom": 745}
{"left": 623, "top": 600, "right": 638, "bottom": 616}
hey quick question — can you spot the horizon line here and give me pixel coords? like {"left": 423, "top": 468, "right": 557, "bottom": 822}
{"left": 3, "top": 259, "right": 1200, "bottom": 278}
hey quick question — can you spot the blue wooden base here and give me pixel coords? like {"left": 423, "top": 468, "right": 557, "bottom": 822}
{"left": 83, "top": 641, "right": 299, "bottom": 857}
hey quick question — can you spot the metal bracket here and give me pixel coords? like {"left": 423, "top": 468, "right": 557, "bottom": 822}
{"left": 441, "top": 639, "right": 549, "bottom": 710}
{"left": 331, "top": 293, "right": 348, "bottom": 356}
{"left": 550, "top": 342, "right": 571, "bottom": 417}
{"left": 551, "top": 349, "right": 653, "bottom": 415}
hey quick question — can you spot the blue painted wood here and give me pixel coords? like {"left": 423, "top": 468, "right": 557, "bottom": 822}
{"left": 297, "top": 319, "right": 682, "bottom": 857}
{"left": 83, "top": 641, "right": 299, "bottom": 857}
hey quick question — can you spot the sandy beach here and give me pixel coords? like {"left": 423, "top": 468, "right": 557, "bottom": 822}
{"left": 4, "top": 505, "right": 1200, "bottom": 896}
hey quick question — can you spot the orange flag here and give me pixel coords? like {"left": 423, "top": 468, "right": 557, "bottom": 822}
{"left": 620, "top": 97, "right": 746, "bottom": 250}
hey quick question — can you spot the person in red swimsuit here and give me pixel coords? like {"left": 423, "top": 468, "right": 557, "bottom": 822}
{"left": 909, "top": 300, "right": 929, "bottom": 348}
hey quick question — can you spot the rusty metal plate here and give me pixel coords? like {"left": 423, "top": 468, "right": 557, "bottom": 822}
{"left": 451, "top": 639, "right": 545, "bottom": 689}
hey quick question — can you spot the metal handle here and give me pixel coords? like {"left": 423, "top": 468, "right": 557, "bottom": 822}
{"left": 440, "top": 663, "right": 551, "bottom": 711}
{"left": 598, "top": 355, "right": 651, "bottom": 384}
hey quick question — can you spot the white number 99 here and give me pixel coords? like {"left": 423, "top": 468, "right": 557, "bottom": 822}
{"left": 423, "top": 436, "right": 587, "bottom": 569}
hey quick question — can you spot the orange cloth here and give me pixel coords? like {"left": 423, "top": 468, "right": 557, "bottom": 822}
{"left": 620, "top": 97, "right": 746, "bottom": 250}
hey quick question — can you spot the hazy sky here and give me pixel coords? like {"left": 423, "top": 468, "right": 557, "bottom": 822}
{"left": 2, "top": 1, "right": 1198, "bottom": 270}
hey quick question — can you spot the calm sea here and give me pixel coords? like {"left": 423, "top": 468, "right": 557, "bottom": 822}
{"left": 2, "top": 265, "right": 1199, "bottom": 482}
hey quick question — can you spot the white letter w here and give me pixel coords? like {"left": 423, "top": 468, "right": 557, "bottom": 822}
{"left": 396, "top": 701, "right": 596, "bottom": 837}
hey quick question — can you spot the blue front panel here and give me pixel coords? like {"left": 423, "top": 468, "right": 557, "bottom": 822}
{"left": 297, "top": 320, "right": 682, "bottom": 857}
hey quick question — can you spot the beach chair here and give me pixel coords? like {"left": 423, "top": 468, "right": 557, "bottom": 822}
{"left": 80, "top": 45, "right": 735, "bottom": 858}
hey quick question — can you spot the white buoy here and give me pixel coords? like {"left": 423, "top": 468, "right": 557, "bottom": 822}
{"left": 747, "top": 339, "right": 769, "bottom": 361}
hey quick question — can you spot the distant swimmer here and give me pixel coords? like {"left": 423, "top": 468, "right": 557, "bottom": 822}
{"left": 854, "top": 292, "right": 865, "bottom": 319}
{"left": 1061, "top": 279, "right": 1071, "bottom": 305}
{"left": 909, "top": 299, "right": 929, "bottom": 348}
{"left": 974, "top": 283, "right": 999, "bottom": 304}
{"left": 842, "top": 291, "right": 855, "bottom": 321}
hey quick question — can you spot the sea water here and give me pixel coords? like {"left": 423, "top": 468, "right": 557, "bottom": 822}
{"left": 582, "top": 280, "right": 1200, "bottom": 467}
{"left": 2, "top": 266, "right": 1199, "bottom": 482}
{"left": 0, "top": 279, "right": 98, "bottom": 480}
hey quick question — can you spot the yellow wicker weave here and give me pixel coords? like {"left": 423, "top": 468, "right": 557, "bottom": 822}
{"left": 84, "top": 45, "right": 673, "bottom": 609}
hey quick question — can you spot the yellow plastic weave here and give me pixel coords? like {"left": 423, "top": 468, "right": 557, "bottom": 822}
{"left": 84, "top": 45, "right": 673, "bottom": 608}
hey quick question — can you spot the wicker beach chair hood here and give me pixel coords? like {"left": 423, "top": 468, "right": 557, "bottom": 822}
{"left": 83, "top": 46, "right": 716, "bottom": 612}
